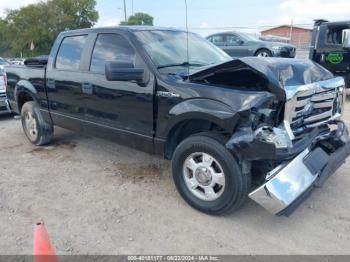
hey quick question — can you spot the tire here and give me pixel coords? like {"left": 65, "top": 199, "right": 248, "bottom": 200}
{"left": 172, "top": 134, "right": 250, "bottom": 215}
{"left": 21, "top": 101, "right": 53, "bottom": 146}
{"left": 255, "top": 48, "right": 272, "bottom": 57}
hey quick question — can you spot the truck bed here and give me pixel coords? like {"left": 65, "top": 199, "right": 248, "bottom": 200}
{"left": 5, "top": 65, "right": 46, "bottom": 109}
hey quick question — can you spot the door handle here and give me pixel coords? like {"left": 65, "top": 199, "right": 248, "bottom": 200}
{"left": 82, "top": 83, "right": 93, "bottom": 95}
{"left": 157, "top": 91, "right": 180, "bottom": 98}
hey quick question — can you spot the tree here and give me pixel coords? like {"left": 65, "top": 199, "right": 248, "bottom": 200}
{"left": 120, "top": 12, "right": 154, "bottom": 26}
{"left": 1, "top": 0, "right": 99, "bottom": 57}
{"left": 0, "top": 19, "right": 11, "bottom": 56}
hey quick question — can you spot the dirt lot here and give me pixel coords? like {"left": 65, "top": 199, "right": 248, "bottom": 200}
{"left": 0, "top": 101, "right": 350, "bottom": 255}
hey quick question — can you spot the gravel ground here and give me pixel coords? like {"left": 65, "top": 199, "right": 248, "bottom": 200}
{"left": 0, "top": 100, "right": 350, "bottom": 255}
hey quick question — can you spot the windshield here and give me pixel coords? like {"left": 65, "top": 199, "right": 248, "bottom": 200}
{"left": 135, "top": 30, "right": 231, "bottom": 69}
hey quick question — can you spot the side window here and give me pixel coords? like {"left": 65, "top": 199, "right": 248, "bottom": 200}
{"left": 56, "top": 35, "right": 87, "bottom": 70}
{"left": 207, "top": 36, "right": 213, "bottom": 43}
{"left": 90, "top": 34, "right": 136, "bottom": 74}
{"left": 226, "top": 34, "right": 241, "bottom": 45}
{"left": 326, "top": 25, "right": 349, "bottom": 45}
{"left": 212, "top": 35, "right": 225, "bottom": 44}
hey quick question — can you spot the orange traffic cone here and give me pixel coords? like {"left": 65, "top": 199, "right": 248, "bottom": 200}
{"left": 33, "top": 221, "right": 57, "bottom": 262}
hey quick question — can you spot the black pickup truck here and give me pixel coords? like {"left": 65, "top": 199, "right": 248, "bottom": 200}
{"left": 5, "top": 26, "right": 350, "bottom": 216}
{"left": 309, "top": 19, "right": 350, "bottom": 88}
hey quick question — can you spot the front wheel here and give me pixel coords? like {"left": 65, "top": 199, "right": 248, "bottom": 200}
{"left": 21, "top": 101, "right": 53, "bottom": 145}
{"left": 255, "top": 49, "right": 272, "bottom": 57}
{"left": 172, "top": 134, "right": 250, "bottom": 215}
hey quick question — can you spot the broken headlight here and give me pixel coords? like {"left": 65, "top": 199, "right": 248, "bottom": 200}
{"left": 254, "top": 126, "right": 293, "bottom": 149}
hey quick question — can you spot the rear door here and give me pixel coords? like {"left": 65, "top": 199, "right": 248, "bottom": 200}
{"left": 46, "top": 34, "right": 89, "bottom": 131}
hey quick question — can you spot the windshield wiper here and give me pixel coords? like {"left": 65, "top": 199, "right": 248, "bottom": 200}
{"left": 157, "top": 62, "right": 207, "bottom": 69}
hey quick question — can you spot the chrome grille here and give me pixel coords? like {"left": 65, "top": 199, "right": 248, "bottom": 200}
{"left": 284, "top": 77, "right": 345, "bottom": 134}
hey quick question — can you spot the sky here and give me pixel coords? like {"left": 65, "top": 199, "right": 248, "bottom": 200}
{"left": 1, "top": 0, "right": 350, "bottom": 36}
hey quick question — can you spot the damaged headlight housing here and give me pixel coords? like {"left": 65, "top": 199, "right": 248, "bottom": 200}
{"left": 255, "top": 125, "right": 293, "bottom": 149}
{"left": 251, "top": 106, "right": 294, "bottom": 149}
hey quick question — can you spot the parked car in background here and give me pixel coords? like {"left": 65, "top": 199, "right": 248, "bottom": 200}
{"left": 0, "top": 68, "right": 10, "bottom": 114}
{"left": 207, "top": 31, "right": 296, "bottom": 58}
{"left": 0, "top": 57, "right": 10, "bottom": 69}
{"left": 7, "top": 58, "right": 25, "bottom": 66}
{"left": 260, "top": 35, "right": 290, "bottom": 43}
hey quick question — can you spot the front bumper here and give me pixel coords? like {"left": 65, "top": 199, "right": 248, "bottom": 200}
{"left": 248, "top": 121, "right": 350, "bottom": 216}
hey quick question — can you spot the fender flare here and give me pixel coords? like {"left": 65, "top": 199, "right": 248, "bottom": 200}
{"left": 14, "top": 80, "right": 40, "bottom": 105}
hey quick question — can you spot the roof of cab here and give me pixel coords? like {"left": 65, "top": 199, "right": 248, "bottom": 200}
{"left": 59, "top": 26, "right": 187, "bottom": 36}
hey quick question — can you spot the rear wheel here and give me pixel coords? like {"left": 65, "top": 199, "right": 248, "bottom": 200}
{"left": 21, "top": 101, "right": 53, "bottom": 145}
{"left": 255, "top": 48, "right": 272, "bottom": 57}
{"left": 172, "top": 134, "right": 250, "bottom": 215}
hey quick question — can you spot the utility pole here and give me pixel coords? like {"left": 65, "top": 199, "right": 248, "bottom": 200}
{"left": 289, "top": 19, "right": 294, "bottom": 44}
{"left": 132, "top": 0, "right": 134, "bottom": 15}
{"left": 123, "top": 0, "right": 127, "bottom": 22}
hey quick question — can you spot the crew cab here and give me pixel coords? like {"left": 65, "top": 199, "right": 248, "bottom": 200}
{"left": 5, "top": 27, "right": 350, "bottom": 216}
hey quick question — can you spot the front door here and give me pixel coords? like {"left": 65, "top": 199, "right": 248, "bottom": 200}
{"left": 82, "top": 33, "right": 155, "bottom": 150}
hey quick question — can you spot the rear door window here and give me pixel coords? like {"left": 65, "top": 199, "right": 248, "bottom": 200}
{"left": 56, "top": 35, "right": 87, "bottom": 70}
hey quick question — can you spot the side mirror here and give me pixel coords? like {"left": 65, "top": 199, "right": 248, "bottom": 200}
{"left": 105, "top": 62, "right": 144, "bottom": 82}
{"left": 238, "top": 40, "right": 245, "bottom": 45}
{"left": 342, "top": 29, "right": 350, "bottom": 48}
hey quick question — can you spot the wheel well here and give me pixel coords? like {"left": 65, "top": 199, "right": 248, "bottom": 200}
{"left": 17, "top": 91, "right": 34, "bottom": 112}
{"left": 254, "top": 48, "right": 272, "bottom": 56}
{"left": 164, "top": 119, "right": 230, "bottom": 160}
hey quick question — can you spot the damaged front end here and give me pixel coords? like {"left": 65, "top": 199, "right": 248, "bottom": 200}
{"left": 226, "top": 76, "right": 350, "bottom": 216}
{"left": 190, "top": 57, "right": 350, "bottom": 215}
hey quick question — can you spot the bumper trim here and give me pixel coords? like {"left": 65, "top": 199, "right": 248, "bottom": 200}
{"left": 249, "top": 140, "right": 350, "bottom": 216}
{"left": 248, "top": 148, "right": 317, "bottom": 214}
{"left": 277, "top": 142, "right": 350, "bottom": 216}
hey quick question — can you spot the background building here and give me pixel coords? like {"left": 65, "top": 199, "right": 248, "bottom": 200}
{"left": 261, "top": 25, "right": 313, "bottom": 48}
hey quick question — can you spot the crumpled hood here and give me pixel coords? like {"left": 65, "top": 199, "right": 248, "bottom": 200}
{"left": 189, "top": 57, "right": 334, "bottom": 101}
